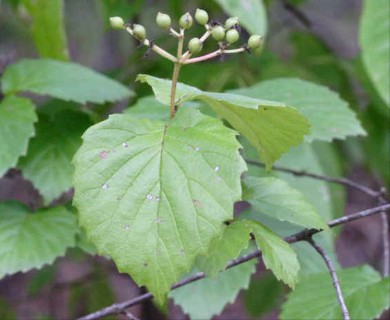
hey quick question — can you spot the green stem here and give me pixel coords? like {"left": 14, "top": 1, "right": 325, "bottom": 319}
{"left": 169, "top": 29, "right": 185, "bottom": 119}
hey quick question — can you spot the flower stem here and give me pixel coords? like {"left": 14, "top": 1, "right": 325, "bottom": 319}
{"left": 184, "top": 47, "right": 246, "bottom": 64}
{"left": 124, "top": 26, "right": 177, "bottom": 63}
{"left": 169, "top": 29, "right": 185, "bottom": 119}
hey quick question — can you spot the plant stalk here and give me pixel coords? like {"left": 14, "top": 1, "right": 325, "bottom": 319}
{"left": 169, "top": 29, "right": 184, "bottom": 118}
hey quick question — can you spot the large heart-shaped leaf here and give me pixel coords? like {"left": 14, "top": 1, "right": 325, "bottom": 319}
{"left": 73, "top": 108, "right": 246, "bottom": 303}
{"left": 0, "top": 202, "right": 77, "bottom": 278}
{"left": 2, "top": 59, "right": 133, "bottom": 104}
{"left": 360, "top": 0, "right": 390, "bottom": 106}
{"left": 137, "top": 74, "right": 309, "bottom": 169}
{"left": 0, "top": 96, "right": 37, "bottom": 177}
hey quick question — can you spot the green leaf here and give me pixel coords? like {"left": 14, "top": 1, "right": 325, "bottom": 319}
{"left": 243, "top": 273, "right": 283, "bottom": 318}
{"left": 18, "top": 110, "right": 92, "bottom": 204}
{"left": 196, "top": 221, "right": 251, "bottom": 277}
{"left": 243, "top": 176, "right": 327, "bottom": 230}
{"left": 22, "top": 0, "right": 69, "bottom": 60}
{"left": 73, "top": 108, "right": 247, "bottom": 303}
{"left": 232, "top": 78, "right": 366, "bottom": 142}
{"left": 2, "top": 59, "right": 133, "bottom": 104}
{"left": 124, "top": 96, "right": 170, "bottom": 121}
{"left": 214, "top": 0, "right": 268, "bottom": 36}
{"left": 243, "top": 220, "right": 300, "bottom": 288}
{"left": 0, "top": 96, "right": 37, "bottom": 177}
{"left": 281, "top": 265, "right": 390, "bottom": 320}
{"left": 360, "top": 0, "right": 390, "bottom": 106}
{"left": 137, "top": 74, "right": 310, "bottom": 169}
{"left": 170, "top": 260, "right": 256, "bottom": 320}
{"left": 242, "top": 141, "right": 342, "bottom": 275}
{"left": 0, "top": 202, "right": 77, "bottom": 278}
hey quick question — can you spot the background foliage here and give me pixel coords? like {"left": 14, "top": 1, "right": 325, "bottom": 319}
{"left": 0, "top": 0, "right": 389, "bottom": 319}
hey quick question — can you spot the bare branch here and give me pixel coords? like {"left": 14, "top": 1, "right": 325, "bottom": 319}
{"left": 307, "top": 238, "right": 350, "bottom": 320}
{"left": 76, "top": 203, "right": 390, "bottom": 320}
{"left": 381, "top": 211, "right": 390, "bottom": 276}
{"left": 280, "top": 0, "right": 312, "bottom": 28}
{"left": 245, "top": 159, "right": 385, "bottom": 198}
{"left": 120, "top": 310, "right": 140, "bottom": 320}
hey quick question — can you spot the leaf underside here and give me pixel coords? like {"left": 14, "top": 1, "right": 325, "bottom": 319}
{"left": 73, "top": 108, "right": 247, "bottom": 303}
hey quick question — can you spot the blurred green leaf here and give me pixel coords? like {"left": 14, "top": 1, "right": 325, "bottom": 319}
{"left": 281, "top": 266, "right": 390, "bottom": 320}
{"left": 232, "top": 78, "right": 365, "bottom": 142}
{"left": 0, "top": 96, "right": 37, "bottom": 177}
{"left": 18, "top": 109, "right": 92, "bottom": 204}
{"left": 0, "top": 202, "right": 77, "bottom": 278}
{"left": 360, "top": 0, "right": 390, "bottom": 106}
{"left": 28, "top": 265, "right": 56, "bottom": 295}
{"left": 196, "top": 221, "right": 251, "bottom": 277}
{"left": 2, "top": 59, "right": 133, "bottom": 104}
{"left": 22, "top": 0, "right": 69, "bottom": 60}
{"left": 244, "top": 273, "right": 283, "bottom": 318}
{"left": 170, "top": 260, "right": 256, "bottom": 320}
{"left": 137, "top": 74, "right": 310, "bottom": 169}
{"left": 214, "top": 0, "right": 268, "bottom": 36}
{"left": 243, "top": 176, "right": 327, "bottom": 230}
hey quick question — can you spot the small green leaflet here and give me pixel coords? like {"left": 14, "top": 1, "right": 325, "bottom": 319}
{"left": 22, "top": 0, "right": 69, "bottom": 60}
{"left": 73, "top": 108, "right": 246, "bottom": 303}
{"left": 0, "top": 96, "right": 37, "bottom": 177}
{"left": 170, "top": 260, "right": 256, "bottom": 320}
{"left": 213, "top": 0, "right": 268, "bottom": 36}
{"left": 232, "top": 78, "right": 366, "bottom": 142}
{"left": 243, "top": 220, "right": 300, "bottom": 289}
{"left": 360, "top": 0, "right": 390, "bottom": 106}
{"left": 0, "top": 202, "right": 77, "bottom": 278}
{"left": 18, "top": 110, "right": 92, "bottom": 205}
{"left": 281, "top": 265, "right": 390, "bottom": 320}
{"left": 137, "top": 74, "right": 309, "bottom": 169}
{"left": 243, "top": 176, "right": 327, "bottom": 230}
{"left": 196, "top": 221, "right": 251, "bottom": 277}
{"left": 1, "top": 59, "right": 133, "bottom": 104}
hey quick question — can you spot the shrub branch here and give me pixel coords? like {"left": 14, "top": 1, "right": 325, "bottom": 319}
{"left": 77, "top": 203, "right": 390, "bottom": 320}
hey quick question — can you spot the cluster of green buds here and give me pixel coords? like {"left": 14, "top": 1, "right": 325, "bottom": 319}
{"left": 109, "top": 9, "right": 264, "bottom": 65}
{"left": 109, "top": 9, "right": 264, "bottom": 118}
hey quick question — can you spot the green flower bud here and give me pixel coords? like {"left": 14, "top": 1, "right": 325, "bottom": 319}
{"left": 179, "top": 12, "right": 193, "bottom": 29}
{"left": 156, "top": 12, "right": 171, "bottom": 29}
{"left": 188, "top": 37, "right": 203, "bottom": 54}
{"left": 248, "top": 35, "right": 263, "bottom": 49}
{"left": 133, "top": 24, "right": 146, "bottom": 41}
{"left": 195, "top": 8, "right": 209, "bottom": 25}
{"left": 211, "top": 25, "right": 225, "bottom": 41}
{"left": 226, "top": 28, "right": 239, "bottom": 44}
{"left": 109, "top": 16, "right": 124, "bottom": 29}
{"left": 225, "top": 16, "right": 239, "bottom": 29}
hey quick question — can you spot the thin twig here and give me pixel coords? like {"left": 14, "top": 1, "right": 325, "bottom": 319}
{"left": 76, "top": 203, "right": 390, "bottom": 320}
{"left": 381, "top": 210, "right": 390, "bottom": 277}
{"left": 184, "top": 47, "right": 246, "bottom": 65}
{"left": 280, "top": 0, "right": 312, "bottom": 28}
{"left": 307, "top": 238, "right": 350, "bottom": 320}
{"left": 120, "top": 310, "right": 140, "bottom": 320}
{"left": 245, "top": 159, "right": 384, "bottom": 198}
